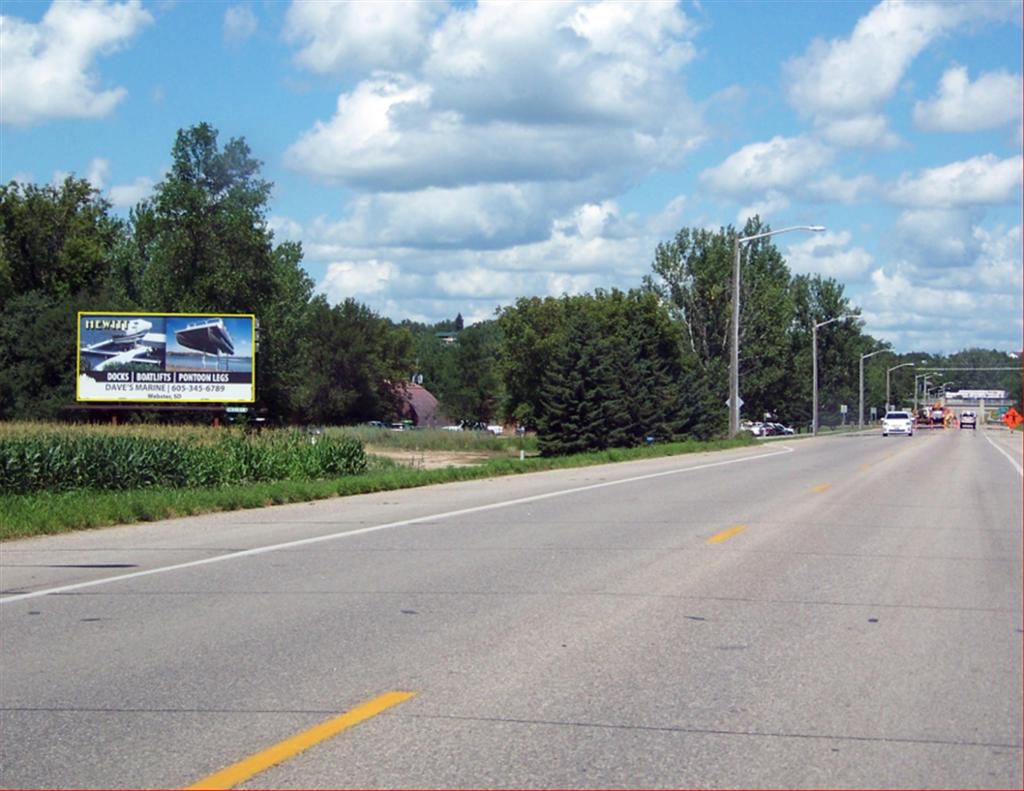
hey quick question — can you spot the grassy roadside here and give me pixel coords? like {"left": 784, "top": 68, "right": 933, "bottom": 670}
{"left": 0, "top": 435, "right": 754, "bottom": 540}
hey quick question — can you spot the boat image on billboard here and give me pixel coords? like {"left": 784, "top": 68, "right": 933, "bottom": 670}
{"left": 175, "top": 318, "right": 235, "bottom": 357}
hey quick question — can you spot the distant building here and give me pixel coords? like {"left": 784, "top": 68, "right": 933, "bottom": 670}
{"left": 435, "top": 331, "right": 459, "bottom": 345}
{"left": 396, "top": 383, "right": 450, "bottom": 428}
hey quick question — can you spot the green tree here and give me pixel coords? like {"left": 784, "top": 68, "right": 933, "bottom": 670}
{"left": 497, "top": 296, "right": 570, "bottom": 429}
{"left": 442, "top": 320, "right": 503, "bottom": 424}
{"left": 0, "top": 178, "right": 127, "bottom": 308}
{"left": 0, "top": 178, "right": 132, "bottom": 419}
{"left": 293, "top": 298, "right": 414, "bottom": 424}
{"left": 648, "top": 221, "right": 791, "bottom": 435}
{"left": 787, "top": 274, "right": 864, "bottom": 428}
{"left": 132, "top": 123, "right": 315, "bottom": 418}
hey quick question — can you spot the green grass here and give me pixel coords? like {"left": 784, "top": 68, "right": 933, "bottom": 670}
{"left": 0, "top": 434, "right": 754, "bottom": 540}
{"left": 331, "top": 425, "right": 539, "bottom": 453}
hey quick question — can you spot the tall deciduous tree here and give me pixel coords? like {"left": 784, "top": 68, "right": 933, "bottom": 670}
{"left": 0, "top": 178, "right": 127, "bottom": 308}
{"left": 0, "top": 178, "right": 131, "bottom": 419}
{"left": 132, "top": 123, "right": 315, "bottom": 417}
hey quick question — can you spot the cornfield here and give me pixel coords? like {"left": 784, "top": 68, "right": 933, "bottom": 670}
{"left": 0, "top": 426, "right": 366, "bottom": 495}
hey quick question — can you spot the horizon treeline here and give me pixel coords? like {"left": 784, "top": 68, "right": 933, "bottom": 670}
{"left": 1, "top": 123, "right": 1018, "bottom": 451}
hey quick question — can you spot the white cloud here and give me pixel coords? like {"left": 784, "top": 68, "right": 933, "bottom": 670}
{"left": 805, "top": 173, "right": 876, "bottom": 204}
{"left": 785, "top": 231, "right": 874, "bottom": 281}
{"left": 782, "top": 0, "right": 977, "bottom": 149}
{"left": 699, "top": 136, "right": 833, "bottom": 196}
{"left": 892, "top": 208, "right": 979, "bottom": 267}
{"left": 817, "top": 115, "right": 901, "bottom": 149}
{"left": 319, "top": 259, "right": 397, "bottom": 301}
{"left": 736, "top": 191, "right": 790, "bottom": 227}
{"left": 223, "top": 5, "right": 257, "bottom": 44}
{"left": 913, "top": 65, "right": 1023, "bottom": 132}
{"left": 285, "top": 1, "right": 704, "bottom": 196}
{"left": 859, "top": 218, "right": 1023, "bottom": 351}
{"left": 87, "top": 158, "right": 110, "bottom": 190}
{"left": 0, "top": 0, "right": 152, "bottom": 126}
{"left": 972, "top": 224, "right": 1023, "bottom": 290}
{"left": 785, "top": 1, "right": 959, "bottom": 115}
{"left": 286, "top": 187, "right": 671, "bottom": 320}
{"left": 107, "top": 176, "right": 154, "bottom": 208}
{"left": 284, "top": 0, "right": 441, "bottom": 75}
{"left": 888, "top": 154, "right": 1023, "bottom": 208}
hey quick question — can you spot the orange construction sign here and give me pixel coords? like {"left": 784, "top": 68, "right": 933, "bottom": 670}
{"left": 1003, "top": 407, "right": 1023, "bottom": 429}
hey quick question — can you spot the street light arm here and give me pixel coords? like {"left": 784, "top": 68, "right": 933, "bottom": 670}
{"left": 815, "top": 313, "right": 860, "bottom": 331}
{"left": 738, "top": 225, "right": 827, "bottom": 244}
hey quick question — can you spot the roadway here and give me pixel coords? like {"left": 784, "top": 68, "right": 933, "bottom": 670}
{"left": 1, "top": 426, "right": 1021, "bottom": 789}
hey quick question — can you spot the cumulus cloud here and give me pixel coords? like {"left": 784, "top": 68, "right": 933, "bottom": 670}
{"left": 223, "top": 5, "right": 257, "bottom": 44}
{"left": 319, "top": 259, "right": 398, "bottom": 301}
{"left": 891, "top": 208, "right": 980, "bottom": 267}
{"left": 86, "top": 158, "right": 111, "bottom": 190}
{"left": 288, "top": 187, "right": 672, "bottom": 321}
{"left": 108, "top": 176, "right": 154, "bottom": 208}
{"left": 782, "top": 0, "right": 973, "bottom": 148}
{"left": 284, "top": 1, "right": 442, "bottom": 75}
{"left": 699, "top": 136, "right": 833, "bottom": 196}
{"left": 805, "top": 173, "right": 876, "bottom": 204}
{"left": 817, "top": 115, "right": 901, "bottom": 149}
{"left": 914, "top": 65, "right": 1023, "bottom": 132}
{"left": 888, "top": 154, "right": 1023, "bottom": 208}
{"left": 0, "top": 0, "right": 152, "bottom": 126}
{"left": 860, "top": 218, "right": 1022, "bottom": 350}
{"left": 285, "top": 1, "right": 704, "bottom": 194}
{"left": 784, "top": 231, "right": 874, "bottom": 281}
{"left": 736, "top": 191, "right": 791, "bottom": 227}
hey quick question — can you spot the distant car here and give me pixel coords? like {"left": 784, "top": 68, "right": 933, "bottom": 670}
{"left": 960, "top": 410, "right": 977, "bottom": 430}
{"left": 745, "top": 421, "right": 770, "bottom": 437}
{"left": 881, "top": 411, "right": 914, "bottom": 437}
{"left": 770, "top": 422, "right": 795, "bottom": 435}
{"left": 486, "top": 425, "right": 504, "bottom": 436}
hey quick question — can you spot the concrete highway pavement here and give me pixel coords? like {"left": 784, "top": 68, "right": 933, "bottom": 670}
{"left": 1, "top": 427, "right": 1021, "bottom": 789}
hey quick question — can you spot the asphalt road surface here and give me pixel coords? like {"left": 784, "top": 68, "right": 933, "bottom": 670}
{"left": 2, "top": 427, "right": 1021, "bottom": 789}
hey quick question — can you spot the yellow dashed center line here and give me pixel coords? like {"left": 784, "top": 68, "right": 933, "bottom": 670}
{"left": 707, "top": 524, "right": 747, "bottom": 544}
{"left": 184, "top": 691, "right": 416, "bottom": 790}
{"left": 812, "top": 483, "right": 832, "bottom": 493}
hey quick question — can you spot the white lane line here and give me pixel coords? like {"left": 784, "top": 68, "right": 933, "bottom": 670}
{"left": 1, "top": 445, "right": 795, "bottom": 605}
{"left": 983, "top": 430, "right": 1023, "bottom": 477}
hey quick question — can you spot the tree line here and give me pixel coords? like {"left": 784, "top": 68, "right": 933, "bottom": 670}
{"left": 1, "top": 122, "right": 1018, "bottom": 451}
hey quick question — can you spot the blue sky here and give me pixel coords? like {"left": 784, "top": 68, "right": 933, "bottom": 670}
{"left": 2, "top": 0, "right": 1021, "bottom": 354}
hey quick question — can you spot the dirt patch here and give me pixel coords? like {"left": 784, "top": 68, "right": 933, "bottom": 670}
{"left": 367, "top": 447, "right": 497, "bottom": 469}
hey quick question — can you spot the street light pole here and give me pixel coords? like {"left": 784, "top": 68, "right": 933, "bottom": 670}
{"left": 884, "top": 362, "right": 919, "bottom": 413}
{"left": 729, "top": 224, "right": 825, "bottom": 436}
{"left": 812, "top": 314, "right": 858, "bottom": 435}
{"left": 859, "top": 349, "right": 887, "bottom": 430}
{"left": 914, "top": 373, "right": 934, "bottom": 417}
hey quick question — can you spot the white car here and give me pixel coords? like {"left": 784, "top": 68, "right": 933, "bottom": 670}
{"left": 960, "top": 410, "right": 977, "bottom": 429}
{"left": 881, "top": 411, "right": 914, "bottom": 437}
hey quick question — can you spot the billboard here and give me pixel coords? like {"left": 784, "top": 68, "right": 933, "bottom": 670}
{"left": 77, "top": 312, "right": 255, "bottom": 403}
